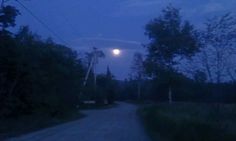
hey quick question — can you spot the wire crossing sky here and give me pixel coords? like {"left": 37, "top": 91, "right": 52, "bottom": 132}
{"left": 14, "top": 0, "right": 69, "bottom": 45}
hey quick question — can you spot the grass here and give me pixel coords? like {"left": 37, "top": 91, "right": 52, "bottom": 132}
{"left": 138, "top": 102, "right": 236, "bottom": 141}
{"left": 0, "top": 111, "right": 84, "bottom": 140}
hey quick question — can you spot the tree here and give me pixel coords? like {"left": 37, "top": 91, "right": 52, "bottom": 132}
{"left": 105, "top": 66, "right": 115, "bottom": 104}
{"left": 131, "top": 52, "right": 144, "bottom": 100}
{"left": 0, "top": 25, "right": 85, "bottom": 117}
{"left": 0, "top": 0, "right": 88, "bottom": 119}
{"left": 194, "top": 70, "right": 207, "bottom": 83}
{"left": 199, "top": 13, "right": 236, "bottom": 83}
{"left": 0, "top": 5, "right": 19, "bottom": 31}
{"left": 144, "top": 5, "right": 200, "bottom": 103}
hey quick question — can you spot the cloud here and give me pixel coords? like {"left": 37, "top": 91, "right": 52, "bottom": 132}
{"left": 203, "top": 3, "right": 224, "bottom": 13}
{"left": 77, "top": 37, "right": 141, "bottom": 45}
{"left": 71, "top": 37, "right": 143, "bottom": 50}
{"left": 124, "top": 0, "right": 163, "bottom": 8}
{"left": 112, "top": 0, "right": 167, "bottom": 17}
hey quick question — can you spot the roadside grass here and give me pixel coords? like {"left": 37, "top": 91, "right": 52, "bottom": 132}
{"left": 0, "top": 111, "right": 84, "bottom": 140}
{"left": 138, "top": 102, "right": 236, "bottom": 141}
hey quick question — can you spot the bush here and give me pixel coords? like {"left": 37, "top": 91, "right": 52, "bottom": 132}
{"left": 139, "top": 103, "right": 236, "bottom": 141}
{"left": 0, "top": 27, "right": 85, "bottom": 118}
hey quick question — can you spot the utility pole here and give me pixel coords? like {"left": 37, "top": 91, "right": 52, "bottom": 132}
{"left": 79, "top": 47, "right": 100, "bottom": 101}
{"left": 78, "top": 47, "right": 104, "bottom": 106}
{"left": 82, "top": 47, "right": 98, "bottom": 87}
{"left": 93, "top": 47, "right": 98, "bottom": 91}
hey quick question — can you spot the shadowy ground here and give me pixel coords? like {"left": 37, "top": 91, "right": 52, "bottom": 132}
{"left": 0, "top": 103, "right": 117, "bottom": 141}
{"left": 5, "top": 102, "right": 150, "bottom": 141}
{"left": 0, "top": 112, "right": 84, "bottom": 141}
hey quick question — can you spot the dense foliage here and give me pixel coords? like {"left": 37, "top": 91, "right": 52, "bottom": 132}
{"left": 139, "top": 103, "right": 236, "bottom": 141}
{"left": 0, "top": 26, "right": 85, "bottom": 118}
{"left": 125, "top": 5, "right": 236, "bottom": 103}
{"left": 145, "top": 5, "right": 199, "bottom": 66}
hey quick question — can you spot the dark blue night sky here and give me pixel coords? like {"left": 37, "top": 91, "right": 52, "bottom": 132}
{"left": 9, "top": 0, "right": 236, "bottom": 79}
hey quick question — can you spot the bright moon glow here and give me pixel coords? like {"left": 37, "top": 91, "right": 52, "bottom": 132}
{"left": 112, "top": 49, "right": 121, "bottom": 56}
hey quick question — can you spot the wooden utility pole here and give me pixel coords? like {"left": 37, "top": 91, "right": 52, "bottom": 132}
{"left": 79, "top": 47, "right": 104, "bottom": 104}
{"left": 93, "top": 47, "right": 98, "bottom": 91}
{"left": 82, "top": 47, "right": 98, "bottom": 87}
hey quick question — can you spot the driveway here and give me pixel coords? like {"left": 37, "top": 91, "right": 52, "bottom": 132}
{"left": 7, "top": 102, "right": 151, "bottom": 141}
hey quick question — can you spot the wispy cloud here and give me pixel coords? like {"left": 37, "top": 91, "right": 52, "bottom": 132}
{"left": 77, "top": 37, "right": 141, "bottom": 45}
{"left": 203, "top": 2, "right": 224, "bottom": 13}
{"left": 112, "top": 0, "right": 166, "bottom": 17}
{"left": 71, "top": 37, "right": 143, "bottom": 50}
{"left": 124, "top": 0, "right": 163, "bottom": 8}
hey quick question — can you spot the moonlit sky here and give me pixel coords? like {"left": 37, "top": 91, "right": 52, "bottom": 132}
{"left": 8, "top": 0, "right": 236, "bottom": 80}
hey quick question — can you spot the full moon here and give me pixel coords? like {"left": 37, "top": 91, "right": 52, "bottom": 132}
{"left": 112, "top": 49, "right": 121, "bottom": 56}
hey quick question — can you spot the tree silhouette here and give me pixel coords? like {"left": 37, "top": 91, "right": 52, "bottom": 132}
{"left": 144, "top": 5, "right": 200, "bottom": 103}
{"left": 199, "top": 13, "right": 236, "bottom": 83}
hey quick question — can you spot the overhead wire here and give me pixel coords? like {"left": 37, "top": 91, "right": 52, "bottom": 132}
{"left": 15, "top": 0, "right": 69, "bottom": 46}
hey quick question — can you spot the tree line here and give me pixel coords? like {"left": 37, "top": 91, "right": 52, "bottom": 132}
{"left": 0, "top": 4, "right": 116, "bottom": 118}
{"left": 128, "top": 5, "right": 236, "bottom": 103}
{"left": 0, "top": 25, "right": 86, "bottom": 117}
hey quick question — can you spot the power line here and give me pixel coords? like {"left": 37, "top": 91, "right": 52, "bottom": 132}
{"left": 15, "top": 0, "right": 69, "bottom": 46}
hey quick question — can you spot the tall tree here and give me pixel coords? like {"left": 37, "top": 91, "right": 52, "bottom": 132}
{"left": 199, "top": 13, "right": 236, "bottom": 83}
{"left": 105, "top": 66, "right": 115, "bottom": 104}
{"left": 144, "top": 5, "right": 200, "bottom": 103}
{"left": 131, "top": 52, "right": 144, "bottom": 99}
